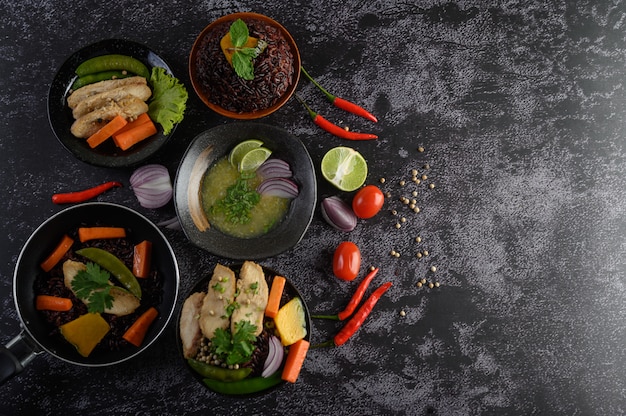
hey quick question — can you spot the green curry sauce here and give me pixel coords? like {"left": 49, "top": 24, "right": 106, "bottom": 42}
{"left": 201, "top": 158, "right": 289, "bottom": 238}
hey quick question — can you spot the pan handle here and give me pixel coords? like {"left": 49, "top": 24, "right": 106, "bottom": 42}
{"left": 0, "top": 330, "right": 42, "bottom": 385}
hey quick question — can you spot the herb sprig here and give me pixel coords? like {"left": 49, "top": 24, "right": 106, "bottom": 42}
{"left": 212, "top": 177, "right": 261, "bottom": 224}
{"left": 228, "top": 19, "right": 268, "bottom": 80}
{"left": 211, "top": 320, "right": 258, "bottom": 365}
{"left": 71, "top": 262, "right": 114, "bottom": 313}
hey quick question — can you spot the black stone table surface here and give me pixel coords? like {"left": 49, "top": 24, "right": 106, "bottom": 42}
{"left": 1, "top": 1, "right": 624, "bottom": 415}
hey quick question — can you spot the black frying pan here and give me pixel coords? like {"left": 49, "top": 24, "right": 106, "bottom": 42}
{"left": 0, "top": 202, "right": 179, "bottom": 384}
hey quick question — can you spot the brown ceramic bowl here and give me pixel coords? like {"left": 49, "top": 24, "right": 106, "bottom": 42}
{"left": 189, "top": 12, "right": 301, "bottom": 119}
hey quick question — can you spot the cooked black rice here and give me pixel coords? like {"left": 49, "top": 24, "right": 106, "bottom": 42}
{"left": 195, "top": 17, "right": 295, "bottom": 113}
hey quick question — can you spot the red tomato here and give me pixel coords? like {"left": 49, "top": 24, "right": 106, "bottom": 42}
{"left": 333, "top": 241, "right": 361, "bottom": 281}
{"left": 352, "top": 185, "right": 385, "bottom": 219}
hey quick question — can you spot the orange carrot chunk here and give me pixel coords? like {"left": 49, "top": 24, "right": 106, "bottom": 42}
{"left": 281, "top": 339, "right": 309, "bottom": 383}
{"left": 85, "top": 115, "right": 128, "bottom": 148}
{"left": 123, "top": 307, "right": 159, "bottom": 347}
{"left": 78, "top": 227, "right": 126, "bottom": 243}
{"left": 132, "top": 240, "right": 153, "bottom": 278}
{"left": 36, "top": 295, "right": 73, "bottom": 311}
{"left": 40, "top": 234, "right": 74, "bottom": 272}
{"left": 111, "top": 112, "right": 151, "bottom": 141}
{"left": 113, "top": 118, "right": 157, "bottom": 151}
{"left": 265, "top": 275, "right": 286, "bottom": 318}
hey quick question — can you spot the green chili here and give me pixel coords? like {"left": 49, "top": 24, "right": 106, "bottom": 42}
{"left": 202, "top": 371, "right": 283, "bottom": 395}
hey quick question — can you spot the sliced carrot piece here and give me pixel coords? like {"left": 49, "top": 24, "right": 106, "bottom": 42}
{"left": 78, "top": 226, "right": 126, "bottom": 243}
{"left": 281, "top": 339, "right": 309, "bottom": 383}
{"left": 132, "top": 240, "right": 153, "bottom": 278}
{"left": 111, "top": 112, "right": 151, "bottom": 141}
{"left": 112, "top": 118, "right": 157, "bottom": 151}
{"left": 85, "top": 115, "right": 128, "bottom": 148}
{"left": 36, "top": 295, "right": 73, "bottom": 311}
{"left": 40, "top": 234, "right": 74, "bottom": 272}
{"left": 123, "top": 307, "right": 159, "bottom": 347}
{"left": 265, "top": 275, "right": 286, "bottom": 318}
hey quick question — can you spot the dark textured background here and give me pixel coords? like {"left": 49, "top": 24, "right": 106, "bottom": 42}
{"left": 1, "top": 1, "right": 625, "bottom": 415}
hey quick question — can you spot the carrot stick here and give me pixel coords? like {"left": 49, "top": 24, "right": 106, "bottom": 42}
{"left": 111, "top": 113, "right": 151, "bottom": 140}
{"left": 132, "top": 240, "right": 153, "bottom": 278}
{"left": 265, "top": 275, "right": 286, "bottom": 318}
{"left": 281, "top": 339, "right": 309, "bottom": 383}
{"left": 78, "top": 226, "right": 126, "bottom": 243}
{"left": 85, "top": 115, "right": 128, "bottom": 148}
{"left": 35, "top": 295, "right": 73, "bottom": 311}
{"left": 123, "top": 307, "right": 159, "bottom": 347}
{"left": 113, "top": 118, "right": 157, "bottom": 151}
{"left": 40, "top": 234, "right": 74, "bottom": 272}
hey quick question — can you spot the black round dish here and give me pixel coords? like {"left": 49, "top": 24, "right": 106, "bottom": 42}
{"left": 47, "top": 39, "right": 178, "bottom": 168}
{"left": 176, "top": 263, "right": 312, "bottom": 396}
{"left": 173, "top": 122, "right": 317, "bottom": 260}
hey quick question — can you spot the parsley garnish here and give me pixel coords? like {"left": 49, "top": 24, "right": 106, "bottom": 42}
{"left": 228, "top": 19, "right": 268, "bottom": 80}
{"left": 212, "top": 178, "right": 260, "bottom": 224}
{"left": 71, "top": 262, "right": 114, "bottom": 313}
{"left": 211, "top": 320, "right": 258, "bottom": 365}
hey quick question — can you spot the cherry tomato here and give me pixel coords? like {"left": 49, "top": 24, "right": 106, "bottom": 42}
{"left": 333, "top": 241, "right": 361, "bottom": 281}
{"left": 352, "top": 185, "right": 384, "bottom": 219}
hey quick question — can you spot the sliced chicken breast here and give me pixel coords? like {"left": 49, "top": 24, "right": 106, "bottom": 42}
{"left": 199, "top": 264, "right": 236, "bottom": 340}
{"left": 67, "top": 76, "right": 147, "bottom": 109}
{"left": 230, "top": 261, "right": 268, "bottom": 337}
{"left": 72, "top": 84, "right": 152, "bottom": 119}
{"left": 179, "top": 292, "right": 206, "bottom": 359}
{"left": 70, "top": 96, "right": 149, "bottom": 138}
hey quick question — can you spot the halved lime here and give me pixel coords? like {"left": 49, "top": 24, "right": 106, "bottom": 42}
{"left": 321, "top": 147, "right": 368, "bottom": 191}
{"left": 228, "top": 139, "right": 264, "bottom": 168}
{"left": 239, "top": 147, "right": 272, "bottom": 172}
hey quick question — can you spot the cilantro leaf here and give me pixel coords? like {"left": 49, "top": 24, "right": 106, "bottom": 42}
{"left": 71, "top": 262, "right": 114, "bottom": 313}
{"left": 210, "top": 320, "right": 258, "bottom": 365}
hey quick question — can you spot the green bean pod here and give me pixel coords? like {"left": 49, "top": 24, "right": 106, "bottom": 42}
{"left": 71, "top": 70, "right": 132, "bottom": 90}
{"left": 75, "top": 54, "right": 150, "bottom": 79}
{"left": 187, "top": 359, "right": 252, "bottom": 382}
{"left": 202, "top": 371, "right": 283, "bottom": 395}
{"left": 76, "top": 247, "right": 142, "bottom": 299}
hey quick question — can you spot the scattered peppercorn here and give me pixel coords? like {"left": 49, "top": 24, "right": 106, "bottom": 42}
{"left": 428, "top": 282, "right": 434, "bottom": 289}
{"left": 399, "top": 310, "right": 406, "bottom": 317}
{"left": 380, "top": 178, "right": 386, "bottom": 184}
{"left": 430, "top": 266, "right": 437, "bottom": 272}
{"left": 418, "top": 146, "right": 424, "bottom": 152}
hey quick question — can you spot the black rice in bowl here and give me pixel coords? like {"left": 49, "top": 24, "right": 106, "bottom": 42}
{"left": 193, "top": 15, "right": 298, "bottom": 114}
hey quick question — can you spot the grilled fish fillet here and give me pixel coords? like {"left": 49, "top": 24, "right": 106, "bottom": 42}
{"left": 230, "top": 261, "right": 268, "bottom": 337}
{"left": 62, "top": 259, "right": 140, "bottom": 316}
{"left": 67, "top": 76, "right": 148, "bottom": 109}
{"left": 70, "top": 96, "right": 149, "bottom": 138}
{"left": 72, "top": 84, "right": 152, "bottom": 119}
{"left": 179, "top": 292, "right": 205, "bottom": 358}
{"left": 199, "top": 264, "right": 236, "bottom": 340}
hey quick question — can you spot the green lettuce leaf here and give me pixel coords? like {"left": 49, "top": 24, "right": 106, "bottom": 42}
{"left": 148, "top": 67, "right": 188, "bottom": 135}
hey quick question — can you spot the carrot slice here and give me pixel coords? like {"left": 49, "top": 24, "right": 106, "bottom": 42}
{"left": 132, "top": 240, "right": 153, "bottom": 278}
{"left": 40, "top": 234, "right": 74, "bottom": 272}
{"left": 85, "top": 115, "right": 128, "bottom": 148}
{"left": 36, "top": 295, "right": 73, "bottom": 311}
{"left": 123, "top": 307, "right": 159, "bottom": 347}
{"left": 265, "top": 275, "right": 286, "bottom": 318}
{"left": 111, "top": 112, "right": 151, "bottom": 141}
{"left": 112, "top": 118, "right": 157, "bottom": 151}
{"left": 281, "top": 339, "right": 309, "bottom": 383}
{"left": 78, "top": 226, "right": 126, "bottom": 243}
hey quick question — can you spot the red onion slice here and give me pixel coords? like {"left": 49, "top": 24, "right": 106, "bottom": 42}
{"left": 257, "top": 178, "right": 299, "bottom": 198}
{"left": 130, "top": 164, "right": 173, "bottom": 209}
{"left": 321, "top": 196, "right": 357, "bottom": 232}
{"left": 262, "top": 335, "right": 284, "bottom": 378}
{"left": 257, "top": 158, "right": 293, "bottom": 179}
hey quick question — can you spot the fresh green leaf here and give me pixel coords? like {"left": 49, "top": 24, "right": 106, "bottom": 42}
{"left": 229, "top": 19, "right": 249, "bottom": 47}
{"left": 211, "top": 178, "right": 260, "bottom": 224}
{"left": 148, "top": 67, "right": 188, "bottom": 135}
{"left": 71, "top": 262, "right": 114, "bottom": 313}
{"left": 210, "top": 320, "right": 258, "bottom": 366}
{"left": 232, "top": 51, "right": 255, "bottom": 80}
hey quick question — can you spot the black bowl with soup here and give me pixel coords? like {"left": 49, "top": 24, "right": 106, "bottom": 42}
{"left": 174, "top": 123, "right": 316, "bottom": 259}
{"left": 189, "top": 12, "right": 301, "bottom": 119}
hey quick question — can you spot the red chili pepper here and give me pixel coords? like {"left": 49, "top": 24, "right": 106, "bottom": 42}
{"left": 301, "top": 67, "right": 378, "bottom": 123}
{"left": 296, "top": 95, "right": 378, "bottom": 141}
{"left": 51, "top": 181, "right": 122, "bottom": 204}
{"left": 311, "top": 267, "right": 380, "bottom": 321}
{"left": 314, "top": 281, "right": 392, "bottom": 348}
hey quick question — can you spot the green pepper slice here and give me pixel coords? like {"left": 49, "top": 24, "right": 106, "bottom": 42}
{"left": 76, "top": 247, "right": 142, "bottom": 299}
{"left": 202, "top": 371, "right": 283, "bottom": 395}
{"left": 187, "top": 359, "right": 252, "bottom": 382}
